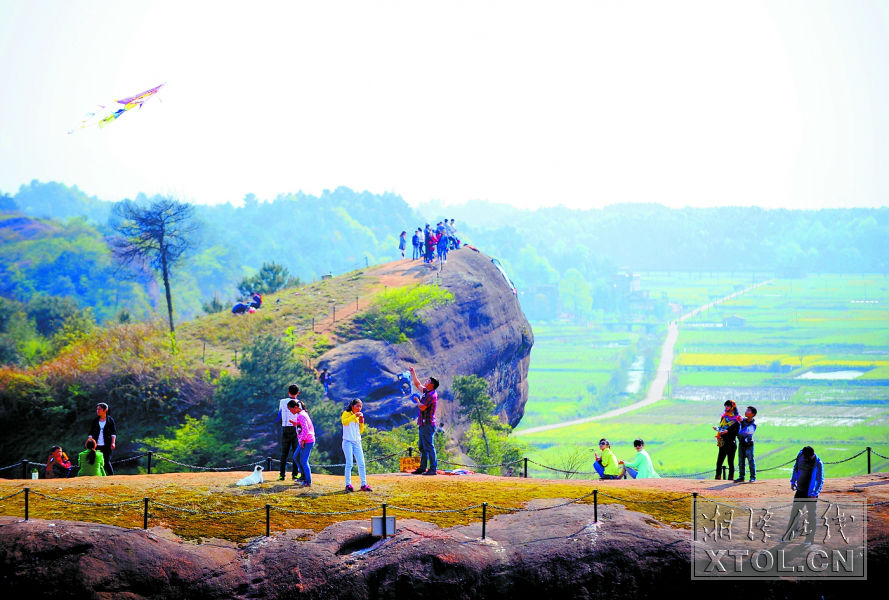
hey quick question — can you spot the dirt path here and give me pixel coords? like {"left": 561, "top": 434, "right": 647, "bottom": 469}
{"left": 515, "top": 279, "right": 775, "bottom": 436}
{"left": 311, "top": 258, "right": 429, "bottom": 336}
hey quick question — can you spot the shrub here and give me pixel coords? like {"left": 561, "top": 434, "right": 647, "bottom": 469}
{"left": 351, "top": 284, "right": 454, "bottom": 344}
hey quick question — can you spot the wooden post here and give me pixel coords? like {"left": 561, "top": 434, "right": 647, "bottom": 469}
{"left": 593, "top": 490, "right": 598, "bottom": 523}
{"left": 147, "top": 452, "right": 153, "bottom": 475}
{"left": 333, "top": 306, "right": 336, "bottom": 322}
{"left": 24, "top": 487, "right": 29, "bottom": 521}
{"left": 867, "top": 447, "right": 872, "bottom": 474}
{"left": 202, "top": 341, "right": 206, "bottom": 363}
{"left": 408, "top": 446, "right": 413, "bottom": 457}
{"left": 356, "top": 296, "right": 359, "bottom": 312}
{"left": 482, "top": 502, "right": 487, "bottom": 539}
{"left": 692, "top": 492, "right": 698, "bottom": 541}
{"left": 266, "top": 457, "right": 272, "bottom": 473}
{"left": 382, "top": 503, "right": 388, "bottom": 537}
{"left": 266, "top": 504, "right": 271, "bottom": 537}
{"left": 143, "top": 498, "right": 149, "bottom": 529}
{"left": 523, "top": 457, "right": 528, "bottom": 478}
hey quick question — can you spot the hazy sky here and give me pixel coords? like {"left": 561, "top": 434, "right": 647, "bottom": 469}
{"left": 0, "top": 0, "right": 886, "bottom": 210}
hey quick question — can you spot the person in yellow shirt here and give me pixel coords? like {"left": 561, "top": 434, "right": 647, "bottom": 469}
{"left": 593, "top": 438, "right": 621, "bottom": 480}
{"left": 341, "top": 399, "right": 372, "bottom": 492}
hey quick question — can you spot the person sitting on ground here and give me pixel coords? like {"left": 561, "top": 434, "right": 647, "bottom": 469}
{"left": 232, "top": 301, "right": 250, "bottom": 314}
{"left": 76, "top": 439, "right": 106, "bottom": 477}
{"left": 45, "top": 446, "right": 73, "bottom": 479}
{"left": 593, "top": 438, "right": 621, "bottom": 480}
{"left": 250, "top": 292, "right": 262, "bottom": 309}
{"left": 619, "top": 439, "right": 660, "bottom": 479}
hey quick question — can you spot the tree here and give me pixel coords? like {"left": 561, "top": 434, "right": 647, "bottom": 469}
{"left": 453, "top": 374, "right": 497, "bottom": 457}
{"left": 237, "top": 262, "right": 300, "bottom": 297}
{"left": 111, "top": 197, "right": 197, "bottom": 336}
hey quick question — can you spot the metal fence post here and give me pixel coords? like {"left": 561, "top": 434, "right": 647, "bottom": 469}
{"left": 408, "top": 446, "right": 413, "bottom": 457}
{"left": 333, "top": 306, "right": 336, "bottom": 322}
{"left": 482, "top": 502, "right": 487, "bottom": 539}
{"left": 382, "top": 503, "right": 387, "bottom": 537}
{"left": 867, "top": 447, "right": 872, "bottom": 474}
{"left": 593, "top": 490, "right": 598, "bottom": 523}
{"left": 266, "top": 457, "right": 272, "bottom": 473}
{"left": 523, "top": 457, "right": 528, "bottom": 478}
{"left": 692, "top": 492, "right": 698, "bottom": 541}
{"left": 721, "top": 465, "right": 727, "bottom": 480}
{"left": 147, "top": 452, "right": 153, "bottom": 475}
{"left": 143, "top": 498, "right": 149, "bottom": 529}
{"left": 266, "top": 504, "right": 271, "bottom": 537}
{"left": 24, "top": 487, "right": 29, "bottom": 521}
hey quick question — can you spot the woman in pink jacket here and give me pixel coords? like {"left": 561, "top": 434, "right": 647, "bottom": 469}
{"left": 289, "top": 400, "right": 316, "bottom": 487}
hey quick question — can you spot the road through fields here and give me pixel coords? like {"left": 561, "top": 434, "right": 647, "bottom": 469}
{"left": 514, "top": 279, "right": 774, "bottom": 436}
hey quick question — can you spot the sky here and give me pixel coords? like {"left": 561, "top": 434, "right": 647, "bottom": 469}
{"left": 0, "top": 0, "right": 887, "bottom": 210}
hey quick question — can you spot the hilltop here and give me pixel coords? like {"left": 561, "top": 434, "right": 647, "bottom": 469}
{"left": 0, "top": 247, "right": 532, "bottom": 468}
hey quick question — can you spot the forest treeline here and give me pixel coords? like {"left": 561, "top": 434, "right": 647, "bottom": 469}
{"left": 1, "top": 180, "right": 887, "bottom": 330}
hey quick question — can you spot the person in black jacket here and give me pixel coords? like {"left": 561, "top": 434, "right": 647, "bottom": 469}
{"left": 87, "top": 403, "right": 117, "bottom": 475}
{"left": 713, "top": 400, "right": 740, "bottom": 480}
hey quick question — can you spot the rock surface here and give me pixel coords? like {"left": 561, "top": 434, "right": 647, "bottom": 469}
{"left": 3, "top": 500, "right": 878, "bottom": 598}
{"left": 317, "top": 248, "right": 533, "bottom": 431}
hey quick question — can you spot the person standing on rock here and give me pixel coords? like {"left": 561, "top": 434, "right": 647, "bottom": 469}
{"left": 780, "top": 445, "right": 824, "bottom": 543}
{"left": 411, "top": 229, "right": 421, "bottom": 260}
{"left": 408, "top": 366, "right": 439, "bottom": 476}
{"left": 87, "top": 403, "right": 116, "bottom": 475}
{"left": 319, "top": 369, "right": 333, "bottom": 398}
{"left": 276, "top": 385, "right": 301, "bottom": 481}
{"left": 398, "top": 231, "right": 407, "bottom": 259}
{"left": 341, "top": 399, "right": 372, "bottom": 492}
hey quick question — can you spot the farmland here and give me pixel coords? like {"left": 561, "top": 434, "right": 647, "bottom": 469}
{"left": 517, "top": 274, "right": 889, "bottom": 480}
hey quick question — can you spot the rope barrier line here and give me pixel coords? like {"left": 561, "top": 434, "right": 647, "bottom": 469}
{"left": 872, "top": 450, "right": 889, "bottom": 461}
{"left": 439, "top": 458, "right": 524, "bottom": 470}
{"left": 0, "top": 462, "right": 24, "bottom": 473}
{"left": 822, "top": 450, "right": 868, "bottom": 465}
{"left": 387, "top": 503, "right": 485, "bottom": 514}
{"left": 154, "top": 456, "right": 265, "bottom": 471}
{"left": 597, "top": 492, "right": 695, "bottom": 504}
{"left": 0, "top": 489, "right": 25, "bottom": 503}
{"left": 271, "top": 505, "right": 379, "bottom": 516}
{"left": 29, "top": 490, "right": 142, "bottom": 508}
{"left": 489, "top": 489, "right": 599, "bottom": 513}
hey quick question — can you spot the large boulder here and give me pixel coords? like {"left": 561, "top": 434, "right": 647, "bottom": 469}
{"left": 317, "top": 249, "right": 533, "bottom": 433}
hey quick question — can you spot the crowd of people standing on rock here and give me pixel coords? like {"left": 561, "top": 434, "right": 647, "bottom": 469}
{"left": 275, "top": 366, "right": 440, "bottom": 491}
{"left": 400, "top": 219, "right": 461, "bottom": 267}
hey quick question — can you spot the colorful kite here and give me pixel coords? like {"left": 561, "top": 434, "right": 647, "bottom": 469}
{"left": 68, "top": 83, "right": 165, "bottom": 133}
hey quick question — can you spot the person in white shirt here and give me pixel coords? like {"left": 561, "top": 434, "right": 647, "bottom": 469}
{"left": 276, "top": 385, "right": 300, "bottom": 481}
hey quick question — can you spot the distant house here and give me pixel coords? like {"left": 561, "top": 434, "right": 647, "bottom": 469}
{"left": 723, "top": 315, "right": 746, "bottom": 328}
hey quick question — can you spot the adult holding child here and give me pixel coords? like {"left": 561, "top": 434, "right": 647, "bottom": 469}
{"left": 408, "top": 366, "right": 439, "bottom": 476}
{"left": 713, "top": 399, "right": 740, "bottom": 480}
{"left": 87, "top": 403, "right": 116, "bottom": 475}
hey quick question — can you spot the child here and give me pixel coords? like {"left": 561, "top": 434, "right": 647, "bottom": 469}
{"left": 713, "top": 400, "right": 741, "bottom": 480}
{"left": 76, "top": 439, "right": 106, "bottom": 477}
{"left": 619, "top": 439, "right": 660, "bottom": 479}
{"left": 341, "top": 399, "right": 372, "bottom": 492}
{"left": 735, "top": 406, "right": 757, "bottom": 482}
{"left": 45, "top": 446, "right": 73, "bottom": 479}
{"left": 593, "top": 438, "right": 621, "bottom": 479}
{"left": 289, "top": 400, "right": 315, "bottom": 487}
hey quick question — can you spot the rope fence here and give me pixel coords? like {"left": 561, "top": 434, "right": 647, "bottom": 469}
{"left": 2, "top": 483, "right": 885, "bottom": 542}
{"left": 0, "top": 446, "right": 885, "bottom": 482}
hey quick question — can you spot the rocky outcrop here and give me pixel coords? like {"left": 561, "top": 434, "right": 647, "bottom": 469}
{"left": 317, "top": 248, "right": 533, "bottom": 432}
{"left": 4, "top": 501, "right": 875, "bottom": 598}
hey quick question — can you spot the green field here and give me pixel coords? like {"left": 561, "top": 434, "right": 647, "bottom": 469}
{"left": 518, "top": 274, "right": 889, "bottom": 479}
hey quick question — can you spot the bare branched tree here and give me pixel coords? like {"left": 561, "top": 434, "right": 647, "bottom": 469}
{"left": 111, "top": 197, "right": 197, "bottom": 336}
{"left": 557, "top": 447, "right": 591, "bottom": 479}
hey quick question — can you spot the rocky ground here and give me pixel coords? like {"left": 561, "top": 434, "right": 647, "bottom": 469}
{"left": 1, "top": 472, "right": 885, "bottom": 598}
